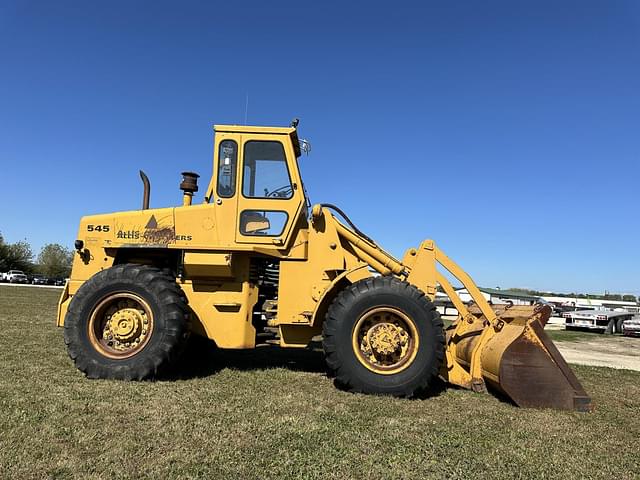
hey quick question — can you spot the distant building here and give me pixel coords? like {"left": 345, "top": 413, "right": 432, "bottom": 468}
{"left": 458, "top": 288, "right": 540, "bottom": 305}
{"left": 435, "top": 288, "right": 639, "bottom": 316}
{"left": 540, "top": 295, "right": 639, "bottom": 313}
{"left": 435, "top": 287, "right": 540, "bottom": 316}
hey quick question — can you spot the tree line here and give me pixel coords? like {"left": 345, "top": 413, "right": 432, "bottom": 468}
{"left": 506, "top": 287, "right": 637, "bottom": 304}
{"left": 434, "top": 284, "right": 637, "bottom": 303}
{"left": 0, "top": 231, "right": 72, "bottom": 278}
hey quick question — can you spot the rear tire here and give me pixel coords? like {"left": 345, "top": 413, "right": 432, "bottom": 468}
{"left": 323, "top": 276, "right": 445, "bottom": 397}
{"left": 64, "top": 264, "right": 190, "bottom": 380}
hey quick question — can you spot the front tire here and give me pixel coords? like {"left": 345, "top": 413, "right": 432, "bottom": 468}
{"left": 64, "top": 264, "right": 190, "bottom": 380}
{"left": 323, "top": 276, "right": 445, "bottom": 397}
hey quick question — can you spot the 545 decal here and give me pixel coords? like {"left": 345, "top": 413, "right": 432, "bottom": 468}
{"left": 87, "top": 224, "right": 110, "bottom": 232}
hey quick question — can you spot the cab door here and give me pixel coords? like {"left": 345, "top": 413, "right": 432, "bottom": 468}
{"left": 211, "top": 132, "right": 242, "bottom": 246}
{"left": 235, "top": 134, "right": 304, "bottom": 248}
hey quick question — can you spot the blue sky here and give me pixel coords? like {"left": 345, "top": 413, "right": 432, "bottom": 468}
{"left": 0, "top": 1, "right": 638, "bottom": 294}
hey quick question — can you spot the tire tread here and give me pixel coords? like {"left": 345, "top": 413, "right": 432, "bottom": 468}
{"left": 63, "top": 264, "right": 190, "bottom": 380}
{"left": 323, "top": 276, "right": 445, "bottom": 397}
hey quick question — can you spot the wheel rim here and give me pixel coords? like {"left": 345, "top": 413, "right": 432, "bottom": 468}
{"left": 351, "top": 307, "right": 419, "bottom": 375}
{"left": 88, "top": 293, "right": 154, "bottom": 359}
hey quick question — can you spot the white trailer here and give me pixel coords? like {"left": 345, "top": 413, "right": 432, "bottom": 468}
{"left": 563, "top": 309, "right": 634, "bottom": 334}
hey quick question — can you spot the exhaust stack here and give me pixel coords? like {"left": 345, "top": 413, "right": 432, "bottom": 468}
{"left": 139, "top": 170, "right": 150, "bottom": 210}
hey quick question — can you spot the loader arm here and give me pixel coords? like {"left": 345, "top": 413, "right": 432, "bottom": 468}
{"left": 318, "top": 206, "right": 591, "bottom": 411}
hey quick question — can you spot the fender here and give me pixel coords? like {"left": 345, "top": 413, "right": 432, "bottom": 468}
{"left": 278, "top": 265, "right": 371, "bottom": 348}
{"left": 311, "top": 265, "right": 372, "bottom": 327}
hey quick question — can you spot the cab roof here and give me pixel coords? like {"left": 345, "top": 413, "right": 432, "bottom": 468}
{"left": 213, "top": 124, "right": 301, "bottom": 156}
{"left": 214, "top": 124, "right": 296, "bottom": 135}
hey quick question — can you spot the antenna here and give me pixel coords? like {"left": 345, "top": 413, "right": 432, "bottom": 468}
{"left": 244, "top": 93, "right": 249, "bottom": 125}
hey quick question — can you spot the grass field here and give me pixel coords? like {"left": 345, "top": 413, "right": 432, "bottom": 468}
{"left": 1, "top": 285, "right": 639, "bottom": 479}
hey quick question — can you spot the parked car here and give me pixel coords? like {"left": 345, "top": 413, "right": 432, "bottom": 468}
{"left": 622, "top": 316, "right": 640, "bottom": 337}
{"left": 31, "top": 275, "right": 49, "bottom": 285}
{"left": 563, "top": 309, "right": 634, "bottom": 334}
{"left": 5, "top": 270, "right": 28, "bottom": 284}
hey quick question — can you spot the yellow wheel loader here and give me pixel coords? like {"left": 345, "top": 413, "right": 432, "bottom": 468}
{"left": 57, "top": 120, "right": 591, "bottom": 411}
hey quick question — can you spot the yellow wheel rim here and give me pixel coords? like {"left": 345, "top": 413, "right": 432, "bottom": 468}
{"left": 351, "top": 307, "right": 419, "bottom": 375}
{"left": 88, "top": 293, "right": 154, "bottom": 359}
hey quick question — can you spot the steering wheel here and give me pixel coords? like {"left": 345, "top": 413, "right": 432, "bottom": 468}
{"left": 265, "top": 185, "right": 293, "bottom": 198}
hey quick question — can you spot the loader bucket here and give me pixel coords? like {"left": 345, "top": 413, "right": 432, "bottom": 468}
{"left": 448, "top": 304, "right": 592, "bottom": 412}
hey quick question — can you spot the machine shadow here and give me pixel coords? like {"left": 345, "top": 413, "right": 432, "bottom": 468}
{"left": 162, "top": 336, "right": 328, "bottom": 380}
{"left": 162, "top": 336, "right": 449, "bottom": 400}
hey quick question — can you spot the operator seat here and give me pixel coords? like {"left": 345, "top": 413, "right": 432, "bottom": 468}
{"left": 240, "top": 211, "right": 270, "bottom": 234}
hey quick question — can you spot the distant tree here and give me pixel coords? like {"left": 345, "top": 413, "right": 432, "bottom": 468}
{"left": 604, "top": 293, "right": 623, "bottom": 301}
{"left": 0, "top": 237, "right": 34, "bottom": 272}
{"left": 0, "top": 231, "right": 6, "bottom": 269}
{"left": 485, "top": 285, "right": 635, "bottom": 302}
{"left": 37, "top": 243, "right": 73, "bottom": 278}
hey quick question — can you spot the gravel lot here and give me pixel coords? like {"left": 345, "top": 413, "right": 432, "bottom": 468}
{"left": 554, "top": 336, "right": 640, "bottom": 371}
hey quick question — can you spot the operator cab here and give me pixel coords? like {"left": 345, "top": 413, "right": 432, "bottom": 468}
{"left": 205, "top": 121, "right": 309, "bottom": 247}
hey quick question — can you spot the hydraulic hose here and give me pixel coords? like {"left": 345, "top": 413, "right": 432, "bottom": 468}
{"left": 318, "top": 203, "right": 375, "bottom": 244}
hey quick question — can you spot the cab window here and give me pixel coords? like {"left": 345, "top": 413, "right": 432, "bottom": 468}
{"left": 240, "top": 210, "right": 288, "bottom": 236}
{"left": 242, "top": 141, "right": 292, "bottom": 199}
{"left": 217, "top": 140, "right": 237, "bottom": 198}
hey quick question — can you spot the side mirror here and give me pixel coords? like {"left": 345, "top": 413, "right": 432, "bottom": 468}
{"left": 299, "top": 139, "right": 312, "bottom": 155}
